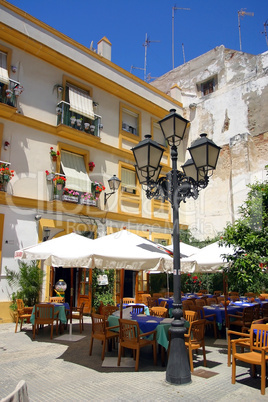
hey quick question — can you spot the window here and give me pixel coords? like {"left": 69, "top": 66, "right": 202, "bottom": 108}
{"left": 122, "top": 107, "right": 139, "bottom": 135}
{"left": 198, "top": 76, "right": 218, "bottom": 96}
{"left": 0, "top": 51, "right": 9, "bottom": 85}
{"left": 152, "top": 121, "right": 166, "bottom": 147}
{"left": 67, "top": 84, "right": 95, "bottom": 120}
{"left": 121, "top": 167, "right": 136, "bottom": 194}
{"left": 60, "top": 150, "right": 92, "bottom": 193}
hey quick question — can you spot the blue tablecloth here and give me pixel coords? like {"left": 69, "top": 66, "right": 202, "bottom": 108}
{"left": 158, "top": 297, "right": 174, "bottom": 309}
{"left": 30, "top": 303, "right": 68, "bottom": 325}
{"left": 117, "top": 303, "right": 150, "bottom": 315}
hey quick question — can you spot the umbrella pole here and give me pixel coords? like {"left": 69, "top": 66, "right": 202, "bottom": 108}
{"left": 223, "top": 273, "right": 228, "bottom": 331}
{"left": 120, "top": 269, "right": 124, "bottom": 319}
{"left": 69, "top": 267, "right": 73, "bottom": 335}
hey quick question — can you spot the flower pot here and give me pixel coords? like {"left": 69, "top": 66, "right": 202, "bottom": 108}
{"left": 0, "top": 181, "right": 7, "bottom": 192}
{"left": 70, "top": 117, "right": 76, "bottom": 125}
{"left": 52, "top": 155, "right": 57, "bottom": 162}
{"left": 14, "top": 89, "right": 20, "bottom": 97}
{"left": 46, "top": 173, "right": 55, "bottom": 181}
{"left": 56, "top": 183, "right": 64, "bottom": 191}
{"left": 62, "top": 195, "right": 79, "bottom": 203}
{"left": 80, "top": 198, "right": 96, "bottom": 206}
{"left": 89, "top": 166, "right": 94, "bottom": 172}
{"left": 76, "top": 119, "right": 82, "bottom": 127}
{"left": 6, "top": 90, "right": 12, "bottom": 99}
{"left": 84, "top": 123, "right": 90, "bottom": 131}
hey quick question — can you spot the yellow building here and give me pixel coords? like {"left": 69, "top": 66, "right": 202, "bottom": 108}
{"left": 0, "top": 1, "right": 188, "bottom": 321}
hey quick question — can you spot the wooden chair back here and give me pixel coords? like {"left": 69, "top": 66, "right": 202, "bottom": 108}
{"left": 159, "top": 300, "right": 167, "bottom": 308}
{"left": 16, "top": 299, "right": 25, "bottom": 310}
{"left": 198, "top": 289, "right": 208, "bottom": 294}
{"left": 91, "top": 313, "right": 106, "bottom": 337}
{"left": 195, "top": 299, "right": 206, "bottom": 307}
{"left": 214, "top": 290, "right": 222, "bottom": 297}
{"left": 229, "top": 291, "right": 239, "bottom": 297}
{"left": 147, "top": 297, "right": 158, "bottom": 308}
{"left": 152, "top": 293, "right": 163, "bottom": 298}
{"left": 184, "top": 310, "right": 198, "bottom": 328}
{"left": 230, "top": 296, "right": 240, "bottom": 302}
{"left": 49, "top": 296, "right": 65, "bottom": 303}
{"left": 131, "top": 305, "right": 145, "bottom": 315}
{"left": 90, "top": 313, "right": 119, "bottom": 360}
{"left": 123, "top": 297, "right": 135, "bottom": 304}
{"left": 141, "top": 294, "right": 151, "bottom": 304}
{"left": 206, "top": 298, "right": 217, "bottom": 306}
{"left": 150, "top": 306, "right": 168, "bottom": 317}
{"left": 164, "top": 292, "right": 173, "bottom": 297}
{"left": 244, "top": 292, "right": 256, "bottom": 298}
{"left": 15, "top": 299, "right": 33, "bottom": 333}
{"left": 182, "top": 300, "right": 195, "bottom": 311}
{"left": 33, "top": 304, "right": 59, "bottom": 339}
{"left": 261, "top": 303, "right": 268, "bottom": 318}
{"left": 102, "top": 305, "right": 118, "bottom": 319}
{"left": 216, "top": 296, "right": 225, "bottom": 303}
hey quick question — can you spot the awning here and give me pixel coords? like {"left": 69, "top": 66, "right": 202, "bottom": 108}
{"left": 68, "top": 86, "right": 95, "bottom": 120}
{"left": 61, "top": 151, "right": 92, "bottom": 193}
{"left": 0, "top": 67, "right": 9, "bottom": 85}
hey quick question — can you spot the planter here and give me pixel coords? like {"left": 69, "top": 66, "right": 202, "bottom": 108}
{"left": 14, "top": 89, "right": 20, "bottom": 96}
{"left": 0, "top": 181, "right": 7, "bottom": 192}
{"left": 89, "top": 166, "right": 94, "bottom": 172}
{"left": 51, "top": 155, "right": 57, "bottom": 162}
{"left": 70, "top": 117, "right": 76, "bottom": 125}
{"left": 80, "top": 199, "right": 97, "bottom": 206}
{"left": 46, "top": 173, "right": 55, "bottom": 181}
{"left": 6, "top": 90, "right": 12, "bottom": 99}
{"left": 62, "top": 195, "right": 79, "bottom": 203}
{"left": 56, "top": 183, "right": 64, "bottom": 191}
{"left": 84, "top": 123, "right": 90, "bottom": 131}
{"left": 76, "top": 119, "right": 82, "bottom": 127}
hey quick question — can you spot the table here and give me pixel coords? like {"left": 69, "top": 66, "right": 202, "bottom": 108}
{"left": 203, "top": 302, "right": 257, "bottom": 329}
{"left": 30, "top": 303, "right": 68, "bottom": 325}
{"left": 108, "top": 313, "right": 188, "bottom": 351}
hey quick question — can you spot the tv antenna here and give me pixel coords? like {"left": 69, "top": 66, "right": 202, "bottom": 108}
{"left": 238, "top": 9, "right": 254, "bottom": 51}
{"left": 172, "top": 5, "right": 190, "bottom": 69}
{"left": 261, "top": 20, "right": 268, "bottom": 47}
{"left": 182, "top": 43, "right": 186, "bottom": 64}
{"left": 131, "top": 33, "right": 160, "bottom": 82}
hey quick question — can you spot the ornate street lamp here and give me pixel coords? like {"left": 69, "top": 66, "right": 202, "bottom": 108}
{"left": 104, "top": 175, "right": 121, "bottom": 205}
{"left": 132, "top": 109, "right": 221, "bottom": 385}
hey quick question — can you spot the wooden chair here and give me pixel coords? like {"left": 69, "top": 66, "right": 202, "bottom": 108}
{"left": 15, "top": 299, "right": 33, "bottom": 333}
{"left": 150, "top": 306, "right": 168, "bottom": 317}
{"left": 244, "top": 292, "right": 256, "bottom": 298}
{"left": 230, "top": 296, "right": 240, "bottom": 302}
{"left": 184, "top": 310, "right": 198, "bottom": 334}
{"left": 261, "top": 303, "right": 268, "bottom": 318}
{"left": 228, "top": 306, "right": 254, "bottom": 331}
{"left": 232, "top": 324, "right": 268, "bottom": 395}
{"left": 184, "top": 319, "right": 207, "bottom": 372}
{"left": 141, "top": 294, "right": 151, "bottom": 305}
{"left": 123, "top": 297, "right": 135, "bottom": 304}
{"left": 159, "top": 300, "right": 167, "bottom": 308}
{"left": 182, "top": 299, "right": 195, "bottom": 310}
{"left": 196, "top": 306, "right": 218, "bottom": 339}
{"left": 33, "top": 304, "right": 59, "bottom": 339}
{"left": 49, "top": 296, "right": 65, "bottom": 303}
{"left": 195, "top": 298, "right": 206, "bottom": 307}
{"left": 216, "top": 296, "right": 225, "bottom": 304}
{"left": 102, "top": 305, "right": 118, "bottom": 320}
{"left": 131, "top": 305, "right": 145, "bottom": 315}
{"left": 117, "top": 318, "right": 157, "bottom": 371}
{"left": 89, "top": 313, "right": 119, "bottom": 361}
{"left": 253, "top": 304, "right": 260, "bottom": 320}
{"left": 152, "top": 293, "right": 163, "bottom": 298}
{"left": 214, "top": 290, "right": 222, "bottom": 297}
{"left": 206, "top": 298, "right": 217, "bottom": 306}
{"left": 164, "top": 292, "right": 173, "bottom": 297}
{"left": 70, "top": 302, "right": 85, "bottom": 333}
{"left": 198, "top": 289, "right": 208, "bottom": 294}
{"left": 229, "top": 291, "right": 239, "bottom": 297}
{"left": 147, "top": 297, "right": 158, "bottom": 310}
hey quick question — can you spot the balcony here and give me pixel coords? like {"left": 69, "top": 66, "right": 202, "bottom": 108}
{"left": 56, "top": 101, "right": 101, "bottom": 137}
{"left": 0, "top": 79, "right": 23, "bottom": 108}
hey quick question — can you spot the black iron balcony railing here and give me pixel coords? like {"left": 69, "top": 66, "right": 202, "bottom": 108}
{"left": 0, "top": 79, "right": 23, "bottom": 108}
{"left": 56, "top": 101, "right": 101, "bottom": 137}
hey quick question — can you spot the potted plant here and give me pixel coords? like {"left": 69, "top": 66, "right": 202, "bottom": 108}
{"left": 13, "top": 84, "right": 23, "bottom": 97}
{"left": 62, "top": 188, "right": 79, "bottom": 203}
{"left": 92, "top": 181, "right": 105, "bottom": 200}
{"left": 5, "top": 89, "right": 13, "bottom": 99}
{"left": 53, "top": 175, "right": 66, "bottom": 199}
{"left": 70, "top": 116, "right": 76, "bottom": 125}
{"left": 45, "top": 170, "right": 55, "bottom": 181}
{"left": 80, "top": 192, "right": 96, "bottom": 206}
{"left": 0, "top": 163, "right": 14, "bottom": 191}
{"left": 84, "top": 122, "right": 90, "bottom": 131}
{"left": 76, "top": 118, "right": 83, "bottom": 127}
{"left": 50, "top": 147, "right": 60, "bottom": 161}
{"left": 88, "top": 161, "right": 95, "bottom": 172}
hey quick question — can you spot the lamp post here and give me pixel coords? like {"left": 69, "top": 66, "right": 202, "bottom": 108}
{"left": 104, "top": 174, "right": 121, "bottom": 205}
{"left": 132, "top": 109, "right": 221, "bottom": 385}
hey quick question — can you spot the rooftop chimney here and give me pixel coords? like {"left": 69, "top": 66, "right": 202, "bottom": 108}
{"left": 97, "top": 37, "right": 112, "bottom": 61}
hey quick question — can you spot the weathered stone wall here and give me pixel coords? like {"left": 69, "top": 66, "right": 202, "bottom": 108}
{"left": 151, "top": 46, "right": 268, "bottom": 239}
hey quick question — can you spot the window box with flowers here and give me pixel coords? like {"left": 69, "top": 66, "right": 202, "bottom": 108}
{"left": 53, "top": 175, "right": 66, "bottom": 199}
{"left": 0, "top": 163, "right": 14, "bottom": 192}
{"left": 50, "top": 147, "right": 60, "bottom": 162}
{"left": 91, "top": 181, "right": 105, "bottom": 199}
{"left": 62, "top": 188, "right": 80, "bottom": 203}
{"left": 80, "top": 192, "right": 97, "bottom": 206}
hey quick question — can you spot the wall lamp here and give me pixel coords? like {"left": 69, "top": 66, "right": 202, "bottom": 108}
{"left": 43, "top": 227, "right": 51, "bottom": 242}
{"left": 104, "top": 175, "right": 121, "bottom": 205}
{"left": 132, "top": 108, "right": 221, "bottom": 386}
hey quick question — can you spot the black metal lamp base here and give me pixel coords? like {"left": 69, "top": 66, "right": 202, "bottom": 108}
{"left": 166, "top": 307, "right": 191, "bottom": 385}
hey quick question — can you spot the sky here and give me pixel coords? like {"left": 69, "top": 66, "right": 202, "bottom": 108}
{"left": 6, "top": 0, "right": 268, "bottom": 81}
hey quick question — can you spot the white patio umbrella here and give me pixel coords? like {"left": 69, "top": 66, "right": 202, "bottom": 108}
{"left": 165, "top": 242, "right": 199, "bottom": 258}
{"left": 92, "top": 230, "right": 173, "bottom": 272}
{"left": 180, "top": 241, "right": 234, "bottom": 273}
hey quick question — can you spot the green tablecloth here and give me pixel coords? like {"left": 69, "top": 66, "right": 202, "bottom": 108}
{"left": 108, "top": 315, "right": 188, "bottom": 350}
{"left": 30, "top": 303, "right": 67, "bottom": 325}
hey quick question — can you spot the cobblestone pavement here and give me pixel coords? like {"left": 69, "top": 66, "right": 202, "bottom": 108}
{"left": 0, "top": 318, "right": 266, "bottom": 401}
